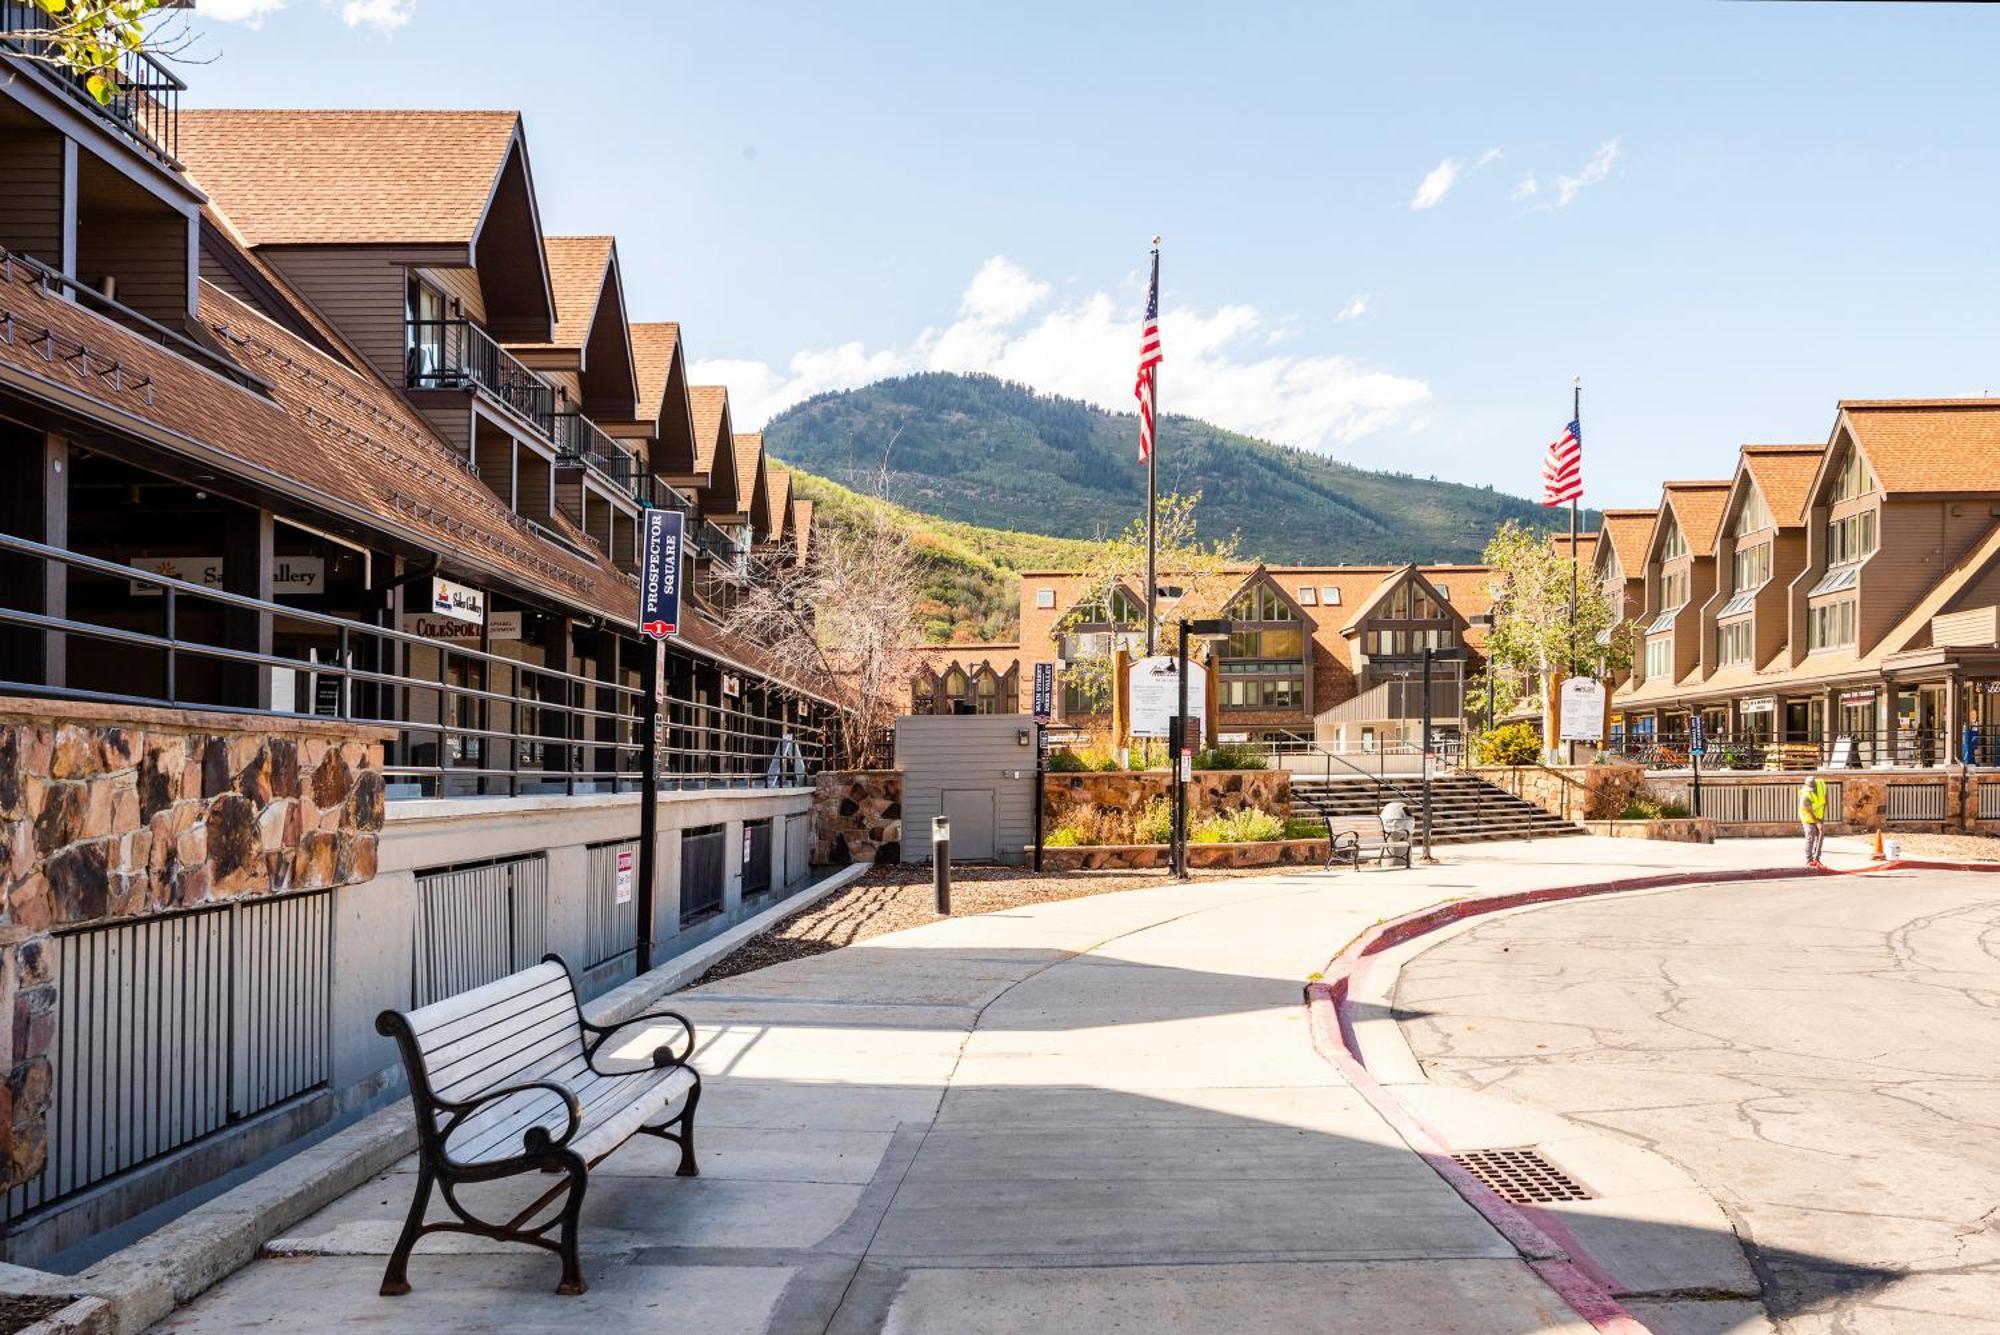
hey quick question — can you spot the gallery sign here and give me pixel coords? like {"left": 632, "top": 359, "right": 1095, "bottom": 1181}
{"left": 129, "top": 555, "right": 325, "bottom": 596}
{"left": 429, "top": 576, "right": 485, "bottom": 625}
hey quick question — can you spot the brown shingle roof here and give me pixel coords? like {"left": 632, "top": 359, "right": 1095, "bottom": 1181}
{"left": 1660, "top": 482, "right": 1731, "bottom": 555}
{"left": 792, "top": 498, "right": 815, "bottom": 562}
{"left": 766, "top": 467, "right": 793, "bottom": 543}
{"left": 1738, "top": 445, "right": 1824, "bottom": 527}
{"left": 630, "top": 322, "right": 681, "bottom": 418}
{"left": 688, "top": 385, "right": 729, "bottom": 476}
{"left": 528, "top": 235, "right": 613, "bottom": 351}
{"left": 1839, "top": 400, "right": 2000, "bottom": 495}
{"left": 731, "top": 432, "right": 768, "bottom": 527}
{"left": 1598, "top": 509, "right": 1656, "bottom": 576}
{"left": 176, "top": 110, "right": 521, "bottom": 247}
{"left": 1550, "top": 531, "right": 1598, "bottom": 565}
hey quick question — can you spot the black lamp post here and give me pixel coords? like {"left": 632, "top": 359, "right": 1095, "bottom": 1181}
{"left": 1173, "top": 617, "right": 1234, "bottom": 879}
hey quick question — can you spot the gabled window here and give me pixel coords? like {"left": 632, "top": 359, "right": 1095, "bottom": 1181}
{"left": 1226, "top": 584, "right": 1299, "bottom": 622}
{"left": 1384, "top": 582, "right": 1444, "bottom": 621}
{"left": 1830, "top": 446, "right": 1876, "bottom": 502}
{"left": 1730, "top": 486, "right": 1772, "bottom": 538}
{"left": 1074, "top": 586, "right": 1144, "bottom": 625}
{"left": 1660, "top": 514, "right": 1688, "bottom": 561}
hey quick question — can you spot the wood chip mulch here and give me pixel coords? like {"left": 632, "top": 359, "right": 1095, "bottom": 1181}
{"left": 693, "top": 862, "right": 1275, "bottom": 986}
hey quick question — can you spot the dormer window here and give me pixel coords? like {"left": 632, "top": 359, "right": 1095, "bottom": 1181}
{"left": 1225, "top": 585, "right": 1298, "bottom": 622}
{"left": 1730, "top": 542, "right": 1772, "bottom": 594}
{"left": 1826, "top": 510, "right": 1876, "bottom": 565}
{"left": 1730, "top": 487, "right": 1772, "bottom": 538}
{"left": 1660, "top": 516, "right": 1688, "bottom": 561}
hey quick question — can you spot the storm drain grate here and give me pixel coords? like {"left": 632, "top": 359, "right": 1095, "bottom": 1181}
{"left": 1448, "top": 1148, "right": 1594, "bottom": 1204}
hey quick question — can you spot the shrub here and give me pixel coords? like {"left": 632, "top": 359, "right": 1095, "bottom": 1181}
{"left": 1473, "top": 721, "right": 1542, "bottom": 766}
{"left": 1618, "top": 796, "right": 1689, "bottom": 820}
{"left": 1133, "top": 797, "right": 1174, "bottom": 844}
{"left": 1281, "top": 815, "right": 1328, "bottom": 841}
{"left": 1046, "top": 749, "right": 1086, "bottom": 773}
{"left": 1190, "top": 808, "right": 1286, "bottom": 844}
{"left": 1193, "top": 742, "right": 1268, "bottom": 771}
{"left": 1045, "top": 821, "right": 1092, "bottom": 847}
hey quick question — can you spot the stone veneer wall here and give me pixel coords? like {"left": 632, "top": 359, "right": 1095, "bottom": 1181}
{"left": 1469, "top": 764, "right": 1641, "bottom": 822}
{"left": 1043, "top": 770, "right": 1292, "bottom": 825}
{"left": 813, "top": 770, "right": 903, "bottom": 865}
{"left": 0, "top": 698, "right": 389, "bottom": 1191}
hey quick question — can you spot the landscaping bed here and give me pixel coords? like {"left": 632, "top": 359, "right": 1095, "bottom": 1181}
{"left": 693, "top": 861, "right": 1276, "bottom": 985}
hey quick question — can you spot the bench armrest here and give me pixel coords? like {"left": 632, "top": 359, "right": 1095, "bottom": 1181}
{"left": 583, "top": 1009, "right": 697, "bottom": 1073}
{"left": 439, "top": 1079, "right": 583, "bottom": 1165}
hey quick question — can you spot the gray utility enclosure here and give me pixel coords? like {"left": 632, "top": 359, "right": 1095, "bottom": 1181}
{"left": 895, "top": 715, "right": 1037, "bottom": 865}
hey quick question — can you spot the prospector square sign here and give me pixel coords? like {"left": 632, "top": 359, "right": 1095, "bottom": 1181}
{"left": 639, "top": 509, "right": 684, "bottom": 639}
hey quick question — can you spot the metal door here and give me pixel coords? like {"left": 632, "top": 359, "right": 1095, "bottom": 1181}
{"left": 942, "top": 788, "right": 997, "bottom": 861}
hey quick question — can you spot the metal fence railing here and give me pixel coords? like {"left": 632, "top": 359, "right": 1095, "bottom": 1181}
{"left": 2, "top": 890, "right": 332, "bottom": 1225}
{"left": 0, "top": 532, "right": 829, "bottom": 796}
{"left": 413, "top": 856, "right": 548, "bottom": 1006}
{"left": 1981, "top": 781, "right": 2000, "bottom": 820}
{"left": 0, "top": 0, "right": 184, "bottom": 166}
{"left": 1885, "top": 781, "right": 1949, "bottom": 823}
{"left": 783, "top": 812, "right": 812, "bottom": 887}
{"left": 1651, "top": 780, "right": 1843, "bottom": 824}
{"left": 583, "top": 838, "right": 640, "bottom": 972}
{"left": 680, "top": 826, "right": 726, "bottom": 925}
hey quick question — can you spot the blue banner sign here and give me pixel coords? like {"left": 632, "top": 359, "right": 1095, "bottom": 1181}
{"left": 639, "top": 509, "right": 683, "bottom": 639}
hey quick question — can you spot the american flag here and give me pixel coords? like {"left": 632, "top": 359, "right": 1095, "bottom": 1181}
{"left": 1134, "top": 252, "right": 1162, "bottom": 460}
{"left": 1541, "top": 418, "right": 1582, "bottom": 506}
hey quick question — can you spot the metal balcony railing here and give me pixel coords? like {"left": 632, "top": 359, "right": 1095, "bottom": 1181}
{"left": 406, "top": 318, "right": 556, "bottom": 430}
{"left": 1, "top": 0, "right": 183, "bottom": 166}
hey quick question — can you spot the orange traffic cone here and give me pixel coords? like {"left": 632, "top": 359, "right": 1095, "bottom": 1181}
{"left": 1870, "top": 830, "right": 1886, "bottom": 862}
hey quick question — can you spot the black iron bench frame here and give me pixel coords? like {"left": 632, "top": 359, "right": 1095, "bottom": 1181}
{"left": 373, "top": 954, "right": 702, "bottom": 1297}
{"left": 1322, "top": 813, "right": 1414, "bottom": 870}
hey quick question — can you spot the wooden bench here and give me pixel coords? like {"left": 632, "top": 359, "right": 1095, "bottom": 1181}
{"left": 373, "top": 956, "right": 702, "bottom": 1297}
{"left": 1322, "top": 814, "right": 1414, "bottom": 870}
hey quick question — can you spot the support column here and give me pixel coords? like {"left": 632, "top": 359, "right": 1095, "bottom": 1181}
{"left": 221, "top": 505, "right": 274, "bottom": 708}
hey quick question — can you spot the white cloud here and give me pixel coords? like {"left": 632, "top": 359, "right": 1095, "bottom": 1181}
{"left": 696, "top": 258, "right": 1431, "bottom": 455}
{"left": 200, "top": 0, "right": 288, "bottom": 24}
{"left": 1554, "top": 139, "right": 1620, "bottom": 207}
{"left": 1334, "top": 296, "right": 1369, "bottom": 322}
{"left": 1475, "top": 146, "right": 1505, "bottom": 169}
{"left": 1512, "top": 175, "right": 1539, "bottom": 202}
{"left": 339, "top": 0, "right": 412, "bottom": 30}
{"left": 1409, "top": 158, "right": 1460, "bottom": 211}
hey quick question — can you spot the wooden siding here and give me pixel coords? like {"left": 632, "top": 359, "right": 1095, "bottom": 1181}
{"left": 517, "top": 450, "right": 553, "bottom": 523}
{"left": 895, "top": 715, "right": 1036, "bottom": 866}
{"left": 417, "top": 265, "right": 485, "bottom": 326}
{"left": 75, "top": 206, "right": 187, "bottom": 325}
{"left": 262, "top": 247, "right": 407, "bottom": 383}
{"left": 198, "top": 250, "right": 258, "bottom": 308}
{"left": 1864, "top": 498, "right": 1997, "bottom": 653}
{"left": 0, "top": 130, "right": 65, "bottom": 267}
{"left": 1932, "top": 605, "right": 1998, "bottom": 648}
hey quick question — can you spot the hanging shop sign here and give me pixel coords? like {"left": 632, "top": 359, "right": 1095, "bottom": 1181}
{"left": 1739, "top": 697, "right": 1776, "bottom": 715}
{"left": 1032, "top": 661, "right": 1054, "bottom": 722}
{"left": 129, "top": 555, "right": 324, "bottom": 596}
{"left": 1840, "top": 688, "right": 1878, "bottom": 706}
{"left": 639, "top": 508, "right": 684, "bottom": 639}
{"left": 399, "top": 611, "right": 522, "bottom": 642}
{"left": 722, "top": 673, "right": 741, "bottom": 699}
{"left": 429, "top": 576, "right": 485, "bottom": 625}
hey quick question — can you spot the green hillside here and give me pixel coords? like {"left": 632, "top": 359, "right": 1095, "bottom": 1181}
{"left": 765, "top": 372, "right": 1581, "bottom": 565}
{"left": 785, "top": 471, "right": 1101, "bottom": 644}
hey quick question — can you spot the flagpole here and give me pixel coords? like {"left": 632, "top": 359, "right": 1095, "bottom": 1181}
{"left": 1144, "top": 238, "right": 1160, "bottom": 658}
{"left": 1568, "top": 377, "right": 1580, "bottom": 674}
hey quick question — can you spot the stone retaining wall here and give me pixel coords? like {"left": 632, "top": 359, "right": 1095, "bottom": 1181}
{"left": 1043, "top": 769, "right": 1291, "bottom": 825}
{"left": 1583, "top": 818, "right": 1716, "bottom": 843}
{"left": 1470, "top": 764, "right": 1641, "bottom": 822}
{"left": 0, "top": 698, "right": 389, "bottom": 1191}
{"left": 812, "top": 770, "right": 902, "bottom": 865}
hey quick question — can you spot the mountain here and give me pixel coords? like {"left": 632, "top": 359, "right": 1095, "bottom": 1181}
{"left": 784, "top": 470, "right": 1102, "bottom": 644}
{"left": 764, "top": 372, "right": 1579, "bottom": 566}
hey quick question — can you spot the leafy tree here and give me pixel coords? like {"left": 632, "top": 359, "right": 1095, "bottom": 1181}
{"left": 1479, "top": 519, "right": 1633, "bottom": 757}
{"left": 1052, "top": 491, "right": 1240, "bottom": 713}
{"left": 16, "top": 1, "right": 187, "bottom": 105}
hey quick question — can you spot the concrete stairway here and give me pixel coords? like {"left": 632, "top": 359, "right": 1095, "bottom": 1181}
{"left": 1289, "top": 772, "right": 1586, "bottom": 845}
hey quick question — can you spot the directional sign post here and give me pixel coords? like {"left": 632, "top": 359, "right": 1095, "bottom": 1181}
{"left": 634, "top": 509, "right": 684, "bottom": 973}
{"left": 1687, "top": 715, "right": 1705, "bottom": 818}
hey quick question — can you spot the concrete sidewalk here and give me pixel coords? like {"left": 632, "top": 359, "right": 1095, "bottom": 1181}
{"left": 155, "top": 837, "right": 1818, "bottom": 1334}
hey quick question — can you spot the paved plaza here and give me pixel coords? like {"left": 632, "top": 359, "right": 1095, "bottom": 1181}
{"left": 143, "top": 836, "right": 1943, "bottom": 1334}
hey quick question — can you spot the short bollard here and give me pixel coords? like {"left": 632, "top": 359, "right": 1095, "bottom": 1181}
{"left": 932, "top": 815, "right": 951, "bottom": 915}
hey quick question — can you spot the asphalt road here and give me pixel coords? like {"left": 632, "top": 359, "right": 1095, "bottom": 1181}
{"left": 1398, "top": 870, "right": 2000, "bottom": 1334}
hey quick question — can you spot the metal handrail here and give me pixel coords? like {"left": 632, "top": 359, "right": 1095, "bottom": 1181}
{"left": 0, "top": 531, "right": 828, "bottom": 795}
{"left": 0, "top": 0, "right": 184, "bottom": 166}
{"left": 406, "top": 318, "right": 557, "bottom": 435}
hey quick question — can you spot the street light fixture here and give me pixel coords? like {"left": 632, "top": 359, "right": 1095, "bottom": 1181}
{"left": 1173, "top": 617, "right": 1235, "bottom": 879}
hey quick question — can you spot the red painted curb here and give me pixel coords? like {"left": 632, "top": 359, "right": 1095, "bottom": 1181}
{"left": 1299, "top": 857, "right": 1992, "bottom": 1335}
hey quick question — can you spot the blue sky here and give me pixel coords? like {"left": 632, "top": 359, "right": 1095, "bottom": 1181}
{"left": 185, "top": 1, "right": 2000, "bottom": 509}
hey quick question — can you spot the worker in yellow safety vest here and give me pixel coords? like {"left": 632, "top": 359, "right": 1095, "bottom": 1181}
{"left": 1797, "top": 774, "right": 1829, "bottom": 868}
